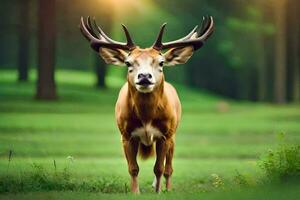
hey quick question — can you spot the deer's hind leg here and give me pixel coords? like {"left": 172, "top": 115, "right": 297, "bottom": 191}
{"left": 153, "top": 138, "right": 169, "bottom": 193}
{"left": 164, "top": 139, "right": 174, "bottom": 191}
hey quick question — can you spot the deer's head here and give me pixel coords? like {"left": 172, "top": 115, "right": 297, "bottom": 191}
{"left": 80, "top": 16, "right": 214, "bottom": 93}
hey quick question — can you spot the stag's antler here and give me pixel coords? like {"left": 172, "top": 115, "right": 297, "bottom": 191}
{"left": 152, "top": 16, "right": 214, "bottom": 51}
{"left": 79, "top": 16, "right": 136, "bottom": 52}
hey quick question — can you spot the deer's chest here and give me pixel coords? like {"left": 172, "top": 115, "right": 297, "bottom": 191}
{"left": 131, "top": 123, "right": 163, "bottom": 146}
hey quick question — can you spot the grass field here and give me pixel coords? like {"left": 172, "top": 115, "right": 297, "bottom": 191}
{"left": 0, "top": 70, "right": 299, "bottom": 199}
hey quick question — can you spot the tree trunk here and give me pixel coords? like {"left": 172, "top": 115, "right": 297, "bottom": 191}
{"left": 291, "top": 0, "right": 300, "bottom": 102}
{"left": 256, "top": 1, "right": 268, "bottom": 101}
{"left": 36, "top": 0, "right": 57, "bottom": 100}
{"left": 18, "top": 0, "right": 30, "bottom": 82}
{"left": 94, "top": 54, "right": 107, "bottom": 88}
{"left": 256, "top": 32, "right": 267, "bottom": 101}
{"left": 94, "top": 7, "right": 113, "bottom": 88}
{"left": 273, "top": 0, "right": 287, "bottom": 104}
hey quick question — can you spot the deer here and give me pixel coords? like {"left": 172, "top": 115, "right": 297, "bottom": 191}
{"left": 79, "top": 16, "right": 214, "bottom": 194}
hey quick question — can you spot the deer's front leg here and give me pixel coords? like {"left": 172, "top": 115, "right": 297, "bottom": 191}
{"left": 154, "top": 138, "right": 168, "bottom": 193}
{"left": 123, "top": 138, "right": 140, "bottom": 194}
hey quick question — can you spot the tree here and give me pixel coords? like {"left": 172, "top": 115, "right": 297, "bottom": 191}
{"left": 93, "top": 4, "right": 114, "bottom": 88}
{"left": 255, "top": 1, "right": 269, "bottom": 101}
{"left": 273, "top": 0, "right": 287, "bottom": 104}
{"left": 94, "top": 55, "right": 107, "bottom": 88}
{"left": 290, "top": 0, "right": 300, "bottom": 102}
{"left": 17, "top": 0, "right": 30, "bottom": 82}
{"left": 36, "top": 0, "right": 57, "bottom": 100}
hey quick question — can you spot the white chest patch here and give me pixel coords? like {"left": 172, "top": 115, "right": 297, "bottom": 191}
{"left": 131, "top": 124, "right": 163, "bottom": 146}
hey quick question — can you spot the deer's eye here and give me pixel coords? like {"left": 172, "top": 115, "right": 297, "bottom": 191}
{"left": 159, "top": 61, "right": 164, "bottom": 67}
{"left": 125, "top": 61, "right": 132, "bottom": 67}
{"left": 128, "top": 67, "right": 134, "bottom": 73}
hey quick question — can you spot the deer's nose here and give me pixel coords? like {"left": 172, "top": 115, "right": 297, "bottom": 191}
{"left": 138, "top": 73, "right": 152, "bottom": 80}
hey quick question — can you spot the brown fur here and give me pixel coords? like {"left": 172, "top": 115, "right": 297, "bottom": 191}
{"left": 115, "top": 75, "right": 181, "bottom": 143}
{"left": 139, "top": 143, "right": 154, "bottom": 160}
{"left": 115, "top": 63, "right": 181, "bottom": 192}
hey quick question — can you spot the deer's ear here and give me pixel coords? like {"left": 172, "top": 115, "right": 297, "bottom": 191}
{"left": 163, "top": 46, "right": 194, "bottom": 66}
{"left": 99, "top": 47, "right": 127, "bottom": 66}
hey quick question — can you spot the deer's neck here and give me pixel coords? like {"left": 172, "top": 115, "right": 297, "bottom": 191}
{"left": 128, "top": 79, "right": 165, "bottom": 123}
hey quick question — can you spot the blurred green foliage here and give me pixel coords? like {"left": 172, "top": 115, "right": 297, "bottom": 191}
{"left": 1, "top": 0, "right": 299, "bottom": 101}
{"left": 259, "top": 133, "right": 300, "bottom": 183}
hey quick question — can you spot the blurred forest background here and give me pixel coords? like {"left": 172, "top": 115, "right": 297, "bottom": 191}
{"left": 0, "top": 1, "right": 300, "bottom": 198}
{"left": 0, "top": 0, "right": 299, "bottom": 103}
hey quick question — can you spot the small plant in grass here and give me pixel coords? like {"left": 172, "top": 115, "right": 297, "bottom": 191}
{"left": 210, "top": 174, "right": 225, "bottom": 189}
{"left": 232, "top": 170, "right": 258, "bottom": 188}
{"left": 6, "top": 150, "right": 13, "bottom": 171}
{"left": 233, "top": 170, "right": 249, "bottom": 187}
{"left": 259, "top": 133, "right": 300, "bottom": 183}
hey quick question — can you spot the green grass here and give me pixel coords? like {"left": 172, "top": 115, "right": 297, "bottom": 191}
{"left": 0, "top": 69, "right": 300, "bottom": 199}
{"left": 1, "top": 185, "right": 300, "bottom": 200}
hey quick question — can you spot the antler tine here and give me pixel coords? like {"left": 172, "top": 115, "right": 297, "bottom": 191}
{"left": 168, "top": 25, "right": 199, "bottom": 43}
{"left": 93, "top": 18, "right": 120, "bottom": 44}
{"left": 152, "top": 23, "right": 167, "bottom": 50}
{"left": 79, "top": 16, "right": 136, "bottom": 51}
{"left": 80, "top": 17, "right": 98, "bottom": 42}
{"left": 86, "top": 16, "right": 100, "bottom": 39}
{"left": 93, "top": 18, "right": 135, "bottom": 49}
{"left": 153, "top": 16, "right": 214, "bottom": 51}
{"left": 197, "top": 16, "right": 214, "bottom": 42}
{"left": 180, "top": 25, "right": 199, "bottom": 40}
{"left": 197, "top": 16, "right": 209, "bottom": 35}
{"left": 152, "top": 24, "right": 199, "bottom": 51}
{"left": 121, "top": 24, "right": 135, "bottom": 50}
